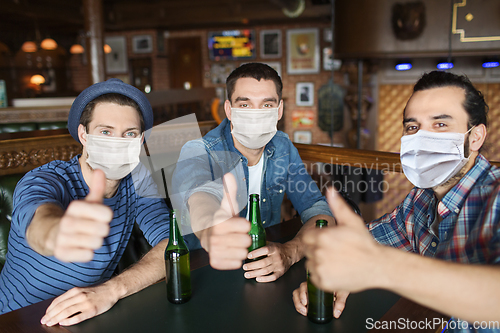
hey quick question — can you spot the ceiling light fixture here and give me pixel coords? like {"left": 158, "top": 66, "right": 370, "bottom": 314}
{"left": 40, "top": 38, "right": 58, "bottom": 50}
{"left": 30, "top": 74, "right": 45, "bottom": 85}
{"left": 482, "top": 59, "right": 499, "bottom": 68}
{"left": 437, "top": 61, "right": 454, "bottom": 70}
{"left": 21, "top": 41, "right": 37, "bottom": 53}
{"left": 70, "top": 44, "right": 112, "bottom": 54}
{"left": 395, "top": 61, "right": 412, "bottom": 71}
{"left": 103, "top": 44, "right": 112, "bottom": 54}
{"left": 70, "top": 44, "right": 84, "bottom": 54}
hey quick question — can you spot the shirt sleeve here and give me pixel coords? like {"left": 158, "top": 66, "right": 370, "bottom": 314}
{"left": 283, "top": 140, "right": 332, "bottom": 222}
{"left": 484, "top": 183, "right": 500, "bottom": 264}
{"left": 368, "top": 194, "right": 415, "bottom": 252}
{"left": 132, "top": 165, "right": 170, "bottom": 247}
{"left": 172, "top": 139, "right": 224, "bottom": 205}
{"left": 11, "top": 170, "right": 69, "bottom": 237}
{"left": 171, "top": 139, "right": 247, "bottom": 224}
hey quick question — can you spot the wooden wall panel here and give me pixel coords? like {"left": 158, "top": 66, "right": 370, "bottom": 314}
{"left": 376, "top": 84, "right": 413, "bottom": 217}
{"left": 482, "top": 83, "right": 500, "bottom": 162}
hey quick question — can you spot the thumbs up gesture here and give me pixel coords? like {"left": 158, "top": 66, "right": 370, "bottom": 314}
{"left": 52, "top": 169, "right": 114, "bottom": 262}
{"left": 303, "top": 188, "right": 383, "bottom": 294}
{"left": 202, "top": 172, "right": 251, "bottom": 270}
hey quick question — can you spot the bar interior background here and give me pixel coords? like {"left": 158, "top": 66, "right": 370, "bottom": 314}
{"left": 1, "top": 0, "right": 500, "bottom": 221}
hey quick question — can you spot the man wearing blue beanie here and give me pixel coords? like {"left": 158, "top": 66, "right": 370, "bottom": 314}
{"left": 0, "top": 79, "right": 170, "bottom": 326}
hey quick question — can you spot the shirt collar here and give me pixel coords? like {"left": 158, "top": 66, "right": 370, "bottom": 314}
{"left": 439, "top": 154, "right": 491, "bottom": 217}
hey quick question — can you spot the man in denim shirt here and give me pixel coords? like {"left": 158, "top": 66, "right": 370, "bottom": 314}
{"left": 174, "top": 63, "right": 333, "bottom": 282}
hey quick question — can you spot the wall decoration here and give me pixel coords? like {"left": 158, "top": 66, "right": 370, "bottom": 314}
{"left": 293, "top": 130, "right": 312, "bottom": 144}
{"left": 296, "top": 82, "right": 314, "bottom": 106}
{"left": 260, "top": 30, "right": 282, "bottom": 58}
{"left": 317, "top": 80, "right": 345, "bottom": 135}
{"left": 210, "top": 63, "right": 235, "bottom": 84}
{"left": 391, "top": 1, "right": 426, "bottom": 40}
{"left": 132, "top": 35, "right": 153, "bottom": 53}
{"left": 208, "top": 30, "right": 256, "bottom": 61}
{"left": 452, "top": 0, "right": 500, "bottom": 42}
{"left": 287, "top": 28, "right": 319, "bottom": 74}
{"left": 292, "top": 110, "right": 314, "bottom": 128}
{"left": 105, "top": 36, "right": 128, "bottom": 74}
{"left": 263, "top": 61, "right": 282, "bottom": 77}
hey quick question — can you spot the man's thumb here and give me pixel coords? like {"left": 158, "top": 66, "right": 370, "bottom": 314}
{"left": 221, "top": 172, "right": 238, "bottom": 217}
{"left": 86, "top": 169, "right": 106, "bottom": 203}
{"left": 326, "top": 187, "right": 362, "bottom": 227}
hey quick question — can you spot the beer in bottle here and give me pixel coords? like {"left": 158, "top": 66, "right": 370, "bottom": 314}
{"left": 246, "top": 194, "right": 266, "bottom": 263}
{"left": 307, "top": 219, "right": 334, "bottom": 324}
{"left": 165, "top": 210, "right": 191, "bottom": 304}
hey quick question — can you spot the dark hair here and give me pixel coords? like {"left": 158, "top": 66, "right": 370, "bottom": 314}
{"left": 79, "top": 93, "right": 145, "bottom": 133}
{"left": 412, "top": 71, "right": 488, "bottom": 129}
{"left": 226, "top": 63, "right": 283, "bottom": 102}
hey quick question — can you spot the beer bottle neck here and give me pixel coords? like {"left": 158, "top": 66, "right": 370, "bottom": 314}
{"left": 249, "top": 194, "right": 261, "bottom": 224}
{"left": 168, "top": 211, "right": 187, "bottom": 249}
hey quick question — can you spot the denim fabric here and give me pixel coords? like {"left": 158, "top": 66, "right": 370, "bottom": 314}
{"left": 173, "top": 119, "right": 331, "bottom": 237}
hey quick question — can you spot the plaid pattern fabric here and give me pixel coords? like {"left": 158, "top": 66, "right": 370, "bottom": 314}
{"left": 368, "top": 154, "right": 500, "bottom": 332}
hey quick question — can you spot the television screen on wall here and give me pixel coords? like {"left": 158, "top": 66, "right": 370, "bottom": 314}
{"left": 208, "top": 30, "right": 256, "bottom": 61}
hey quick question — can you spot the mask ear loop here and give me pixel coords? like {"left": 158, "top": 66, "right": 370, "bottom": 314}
{"left": 465, "top": 125, "right": 475, "bottom": 136}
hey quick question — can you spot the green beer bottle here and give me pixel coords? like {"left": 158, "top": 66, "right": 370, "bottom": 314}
{"left": 307, "top": 219, "right": 334, "bottom": 324}
{"left": 246, "top": 194, "right": 266, "bottom": 263}
{"left": 165, "top": 210, "right": 191, "bottom": 304}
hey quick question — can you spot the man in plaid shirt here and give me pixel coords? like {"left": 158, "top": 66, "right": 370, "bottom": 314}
{"left": 293, "top": 71, "right": 500, "bottom": 332}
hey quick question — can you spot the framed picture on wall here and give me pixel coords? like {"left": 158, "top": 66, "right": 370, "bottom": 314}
{"left": 263, "top": 62, "right": 282, "bottom": 77}
{"left": 260, "top": 29, "right": 282, "bottom": 58}
{"left": 210, "top": 63, "right": 235, "bottom": 84}
{"left": 293, "top": 130, "right": 312, "bottom": 144}
{"left": 296, "top": 82, "right": 314, "bottom": 106}
{"left": 105, "top": 36, "right": 128, "bottom": 74}
{"left": 287, "top": 28, "right": 320, "bottom": 74}
{"left": 132, "top": 35, "right": 153, "bottom": 53}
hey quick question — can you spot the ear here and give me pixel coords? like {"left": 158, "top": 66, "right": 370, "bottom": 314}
{"left": 277, "top": 100, "right": 284, "bottom": 121}
{"left": 78, "top": 124, "right": 87, "bottom": 146}
{"left": 469, "top": 124, "right": 487, "bottom": 152}
{"left": 224, "top": 99, "right": 232, "bottom": 121}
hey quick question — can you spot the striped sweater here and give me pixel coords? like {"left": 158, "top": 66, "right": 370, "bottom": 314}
{"left": 0, "top": 155, "right": 170, "bottom": 314}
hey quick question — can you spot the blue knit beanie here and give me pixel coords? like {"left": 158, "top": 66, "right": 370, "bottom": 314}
{"left": 68, "top": 78, "right": 153, "bottom": 143}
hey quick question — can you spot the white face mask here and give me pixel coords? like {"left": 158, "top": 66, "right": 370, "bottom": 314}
{"left": 400, "top": 128, "right": 473, "bottom": 188}
{"left": 85, "top": 134, "right": 142, "bottom": 180}
{"left": 230, "top": 106, "right": 279, "bottom": 149}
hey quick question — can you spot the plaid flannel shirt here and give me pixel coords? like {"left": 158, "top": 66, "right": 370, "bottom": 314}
{"left": 368, "top": 154, "right": 500, "bottom": 332}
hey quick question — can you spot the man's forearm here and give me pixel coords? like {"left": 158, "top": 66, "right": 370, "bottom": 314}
{"left": 103, "top": 238, "right": 169, "bottom": 301}
{"left": 377, "top": 245, "right": 500, "bottom": 322}
{"left": 26, "top": 204, "right": 63, "bottom": 256}
{"left": 188, "top": 192, "right": 221, "bottom": 247}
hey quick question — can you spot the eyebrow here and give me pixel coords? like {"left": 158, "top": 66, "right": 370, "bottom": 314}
{"left": 95, "top": 124, "right": 140, "bottom": 132}
{"left": 233, "top": 97, "right": 278, "bottom": 103}
{"left": 402, "top": 114, "right": 453, "bottom": 124}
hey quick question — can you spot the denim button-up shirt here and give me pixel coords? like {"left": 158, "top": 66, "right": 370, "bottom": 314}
{"left": 173, "top": 118, "right": 331, "bottom": 232}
